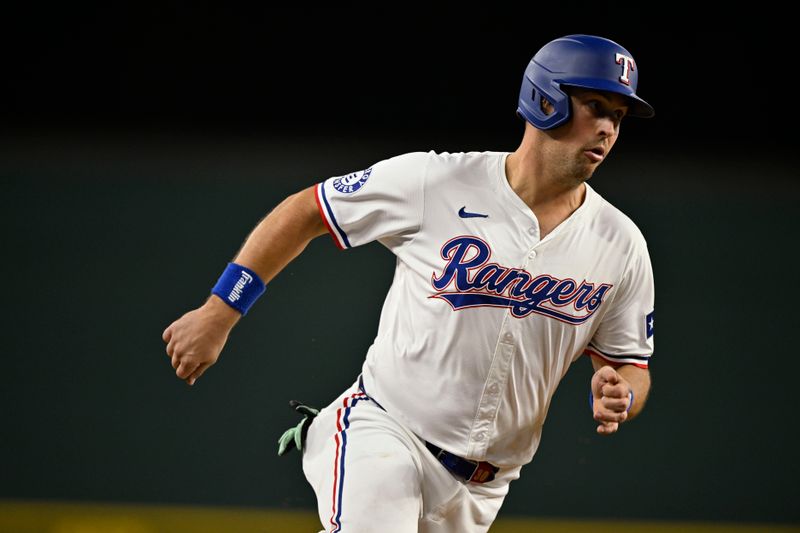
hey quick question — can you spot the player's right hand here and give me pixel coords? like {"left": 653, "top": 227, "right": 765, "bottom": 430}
{"left": 590, "top": 365, "right": 631, "bottom": 435}
{"left": 162, "top": 296, "right": 241, "bottom": 386}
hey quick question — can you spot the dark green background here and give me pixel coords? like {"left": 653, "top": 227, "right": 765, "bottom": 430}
{"left": 1, "top": 5, "right": 797, "bottom": 527}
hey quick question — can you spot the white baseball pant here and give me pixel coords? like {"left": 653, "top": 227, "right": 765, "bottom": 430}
{"left": 301, "top": 378, "right": 522, "bottom": 532}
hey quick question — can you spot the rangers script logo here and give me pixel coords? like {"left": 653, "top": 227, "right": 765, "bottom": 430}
{"left": 430, "top": 236, "right": 612, "bottom": 324}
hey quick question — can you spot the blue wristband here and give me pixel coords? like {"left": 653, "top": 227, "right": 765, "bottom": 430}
{"left": 589, "top": 390, "right": 634, "bottom": 413}
{"left": 211, "top": 262, "right": 266, "bottom": 316}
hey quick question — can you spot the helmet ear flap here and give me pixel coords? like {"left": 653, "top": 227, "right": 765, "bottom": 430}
{"left": 523, "top": 82, "right": 572, "bottom": 130}
{"left": 517, "top": 58, "right": 573, "bottom": 130}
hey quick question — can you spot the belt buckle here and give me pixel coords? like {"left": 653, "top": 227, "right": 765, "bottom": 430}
{"left": 464, "top": 459, "right": 481, "bottom": 483}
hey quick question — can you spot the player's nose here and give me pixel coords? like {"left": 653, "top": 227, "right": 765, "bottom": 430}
{"left": 596, "top": 114, "right": 620, "bottom": 139}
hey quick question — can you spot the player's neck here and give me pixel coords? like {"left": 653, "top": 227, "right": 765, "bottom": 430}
{"left": 506, "top": 145, "right": 586, "bottom": 239}
{"left": 506, "top": 150, "right": 585, "bottom": 209}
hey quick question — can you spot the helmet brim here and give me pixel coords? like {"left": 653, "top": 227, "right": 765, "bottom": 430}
{"left": 559, "top": 78, "right": 655, "bottom": 118}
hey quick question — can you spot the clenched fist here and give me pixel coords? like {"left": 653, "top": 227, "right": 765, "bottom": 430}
{"left": 590, "top": 365, "right": 633, "bottom": 435}
{"left": 162, "top": 296, "right": 240, "bottom": 385}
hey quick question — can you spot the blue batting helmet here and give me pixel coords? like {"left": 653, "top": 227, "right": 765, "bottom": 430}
{"left": 517, "top": 34, "right": 655, "bottom": 130}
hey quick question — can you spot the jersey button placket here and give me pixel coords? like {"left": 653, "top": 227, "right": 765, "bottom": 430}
{"left": 468, "top": 325, "right": 516, "bottom": 458}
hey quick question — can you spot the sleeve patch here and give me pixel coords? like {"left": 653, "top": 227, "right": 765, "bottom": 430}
{"left": 646, "top": 310, "right": 655, "bottom": 339}
{"left": 332, "top": 168, "right": 372, "bottom": 194}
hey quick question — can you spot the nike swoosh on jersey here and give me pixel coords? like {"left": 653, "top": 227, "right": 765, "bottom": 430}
{"left": 458, "top": 206, "right": 489, "bottom": 218}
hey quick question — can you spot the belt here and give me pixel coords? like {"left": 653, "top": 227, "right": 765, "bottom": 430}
{"left": 425, "top": 441, "right": 500, "bottom": 484}
{"left": 358, "top": 375, "right": 499, "bottom": 484}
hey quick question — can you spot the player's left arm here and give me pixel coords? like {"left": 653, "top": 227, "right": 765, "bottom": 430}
{"left": 589, "top": 354, "right": 650, "bottom": 435}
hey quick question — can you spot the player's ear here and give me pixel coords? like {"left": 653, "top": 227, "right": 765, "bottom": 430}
{"left": 539, "top": 95, "right": 554, "bottom": 116}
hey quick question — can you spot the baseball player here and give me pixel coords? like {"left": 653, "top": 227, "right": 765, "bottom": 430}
{"left": 163, "top": 34, "right": 655, "bottom": 532}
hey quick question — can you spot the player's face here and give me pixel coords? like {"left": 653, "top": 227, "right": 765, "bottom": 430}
{"left": 545, "top": 88, "right": 628, "bottom": 183}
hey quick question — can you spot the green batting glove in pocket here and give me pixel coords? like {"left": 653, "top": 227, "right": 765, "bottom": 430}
{"left": 277, "top": 400, "right": 320, "bottom": 456}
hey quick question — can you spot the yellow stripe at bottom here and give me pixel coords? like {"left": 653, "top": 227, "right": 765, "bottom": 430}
{"left": 0, "top": 500, "right": 796, "bottom": 533}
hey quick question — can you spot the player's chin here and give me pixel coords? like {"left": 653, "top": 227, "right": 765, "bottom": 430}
{"left": 572, "top": 159, "right": 598, "bottom": 181}
{"left": 574, "top": 167, "right": 595, "bottom": 183}
{"left": 584, "top": 157, "right": 604, "bottom": 176}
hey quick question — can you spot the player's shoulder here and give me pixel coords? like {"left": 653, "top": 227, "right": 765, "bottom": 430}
{"left": 375, "top": 149, "right": 503, "bottom": 169}
{"left": 375, "top": 150, "right": 434, "bottom": 169}
{"left": 366, "top": 149, "right": 509, "bottom": 195}
{"left": 424, "top": 150, "right": 508, "bottom": 181}
{"left": 587, "top": 185, "right": 649, "bottom": 250}
{"left": 426, "top": 149, "right": 505, "bottom": 165}
{"left": 374, "top": 150, "right": 507, "bottom": 188}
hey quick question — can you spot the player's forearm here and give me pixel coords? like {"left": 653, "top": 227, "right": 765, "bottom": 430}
{"left": 616, "top": 364, "right": 651, "bottom": 420}
{"left": 232, "top": 185, "right": 327, "bottom": 285}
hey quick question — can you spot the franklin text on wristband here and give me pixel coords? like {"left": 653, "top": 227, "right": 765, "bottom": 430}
{"left": 211, "top": 262, "right": 266, "bottom": 316}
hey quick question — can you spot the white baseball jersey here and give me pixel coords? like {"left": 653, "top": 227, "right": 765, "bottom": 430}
{"left": 315, "top": 150, "right": 655, "bottom": 468}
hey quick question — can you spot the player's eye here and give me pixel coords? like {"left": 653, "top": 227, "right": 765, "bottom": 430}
{"left": 586, "top": 100, "right": 609, "bottom": 118}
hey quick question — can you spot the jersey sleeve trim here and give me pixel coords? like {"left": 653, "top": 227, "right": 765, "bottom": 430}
{"left": 585, "top": 345, "right": 650, "bottom": 369}
{"left": 315, "top": 182, "right": 350, "bottom": 250}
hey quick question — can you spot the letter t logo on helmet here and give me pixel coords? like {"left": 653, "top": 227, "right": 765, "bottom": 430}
{"left": 615, "top": 53, "right": 635, "bottom": 85}
{"left": 517, "top": 34, "right": 655, "bottom": 130}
